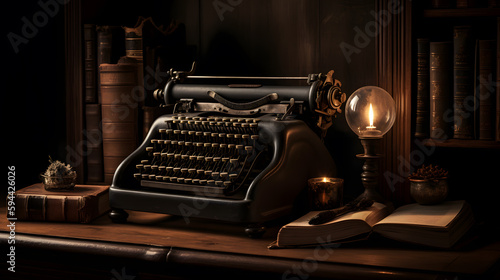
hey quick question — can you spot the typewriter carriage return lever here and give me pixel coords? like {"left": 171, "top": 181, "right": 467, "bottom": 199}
{"left": 109, "top": 62, "right": 346, "bottom": 236}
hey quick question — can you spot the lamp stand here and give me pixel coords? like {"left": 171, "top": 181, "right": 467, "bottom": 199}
{"left": 356, "top": 137, "right": 385, "bottom": 203}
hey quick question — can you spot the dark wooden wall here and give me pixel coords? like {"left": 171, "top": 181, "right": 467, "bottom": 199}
{"left": 7, "top": 0, "right": 377, "bottom": 199}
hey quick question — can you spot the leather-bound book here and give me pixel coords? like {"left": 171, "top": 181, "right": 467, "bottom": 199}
{"left": 96, "top": 25, "right": 125, "bottom": 104}
{"left": 430, "top": 42, "right": 453, "bottom": 140}
{"left": 85, "top": 104, "right": 104, "bottom": 182}
{"left": 100, "top": 58, "right": 139, "bottom": 184}
{"left": 83, "top": 24, "right": 97, "bottom": 103}
{"left": 478, "top": 40, "right": 496, "bottom": 140}
{"left": 453, "top": 26, "right": 475, "bottom": 139}
{"left": 12, "top": 184, "right": 109, "bottom": 223}
{"left": 416, "top": 38, "right": 430, "bottom": 138}
{"left": 123, "top": 19, "right": 144, "bottom": 62}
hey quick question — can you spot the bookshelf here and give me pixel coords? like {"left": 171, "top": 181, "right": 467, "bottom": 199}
{"left": 409, "top": 1, "right": 500, "bottom": 222}
{"left": 423, "top": 8, "right": 500, "bottom": 18}
{"left": 413, "top": 3, "right": 500, "bottom": 149}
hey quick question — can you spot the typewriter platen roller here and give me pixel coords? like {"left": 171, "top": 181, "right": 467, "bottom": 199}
{"left": 109, "top": 64, "right": 346, "bottom": 233}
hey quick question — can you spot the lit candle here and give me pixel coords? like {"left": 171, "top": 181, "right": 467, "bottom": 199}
{"left": 362, "top": 103, "right": 381, "bottom": 137}
{"left": 367, "top": 104, "right": 376, "bottom": 129}
{"left": 307, "top": 177, "right": 344, "bottom": 210}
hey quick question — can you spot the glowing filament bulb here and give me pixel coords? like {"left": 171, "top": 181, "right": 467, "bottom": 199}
{"left": 368, "top": 104, "right": 375, "bottom": 129}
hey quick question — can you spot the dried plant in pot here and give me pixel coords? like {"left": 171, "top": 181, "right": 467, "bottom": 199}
{"left": 41, "top": 157, "right": 77, "bottom": 191}
{"left": 408, "top": 165, "right": 448, "bottom": 205}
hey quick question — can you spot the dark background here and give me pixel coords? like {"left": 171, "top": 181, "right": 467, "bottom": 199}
{"left": 3, "top": 0, "right": 376, "bottom": 200}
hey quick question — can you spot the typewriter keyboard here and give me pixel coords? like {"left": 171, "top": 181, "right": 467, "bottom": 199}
{"left": 134, "top": 115, "right": 267, "bottom": 195}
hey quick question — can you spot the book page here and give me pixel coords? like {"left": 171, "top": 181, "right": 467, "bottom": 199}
{"left": 374, "top": 200, "right": 465, "bottom": 228}
{"left": 285, "top": 202, "right": 387, "bottom": 228}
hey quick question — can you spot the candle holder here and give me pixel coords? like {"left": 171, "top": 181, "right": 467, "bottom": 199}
{"left": 345, "top": 86, "right": 396, "bottom": 202}
{"left": 307, "top": 177, "right": 344, "bottom": 210}
{"left": 356, "top": 137, "right": 384, "bottom": 202}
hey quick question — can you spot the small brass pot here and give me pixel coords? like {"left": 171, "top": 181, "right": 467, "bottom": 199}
{"left": 410, "top": 178, "right": 448, "bottom": 205}
{"left": 41, "top": 173, "right": 76, "bottom": 191}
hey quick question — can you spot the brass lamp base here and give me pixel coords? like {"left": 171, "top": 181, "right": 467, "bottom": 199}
{"left": 356, "top": 137, "right": 385, "bottom": 203}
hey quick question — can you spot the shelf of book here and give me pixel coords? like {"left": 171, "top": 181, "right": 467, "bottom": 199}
{"left": 423, "top": 8, "right": 500, "bottom": 18}
{"left": 422, "top": 138, "right": 500, "bottom": 149}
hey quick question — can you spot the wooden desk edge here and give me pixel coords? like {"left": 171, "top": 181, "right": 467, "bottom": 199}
{"left": 0, "top": 232, "right": 459, "bottom": 280}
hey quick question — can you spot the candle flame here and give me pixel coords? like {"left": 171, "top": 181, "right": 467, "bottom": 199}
{"left": 369, "top": 103, "right": 374, "bottom": 127}
{"left": 322, "top": 177, "right": 327, "bottom": 183}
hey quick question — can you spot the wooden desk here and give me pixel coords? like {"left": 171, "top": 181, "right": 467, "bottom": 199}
{"left": 1, "top": 208, "right": 500, "bottom": 280}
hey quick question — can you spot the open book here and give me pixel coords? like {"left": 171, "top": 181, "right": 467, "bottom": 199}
{"left": 275, "top": 200, "right": 474, "bottom": 248}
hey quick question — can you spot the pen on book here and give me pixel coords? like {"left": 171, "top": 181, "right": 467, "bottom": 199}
{"left": 308, "top": 196, "right": 374, "bottom": 225}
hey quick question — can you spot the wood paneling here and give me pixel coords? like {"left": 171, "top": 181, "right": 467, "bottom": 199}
{"left": 376, "top": 0, "right": 412, "bottom": 204}
{"left": 65, "top": 0, "right": 85, "bottom": 183}
{"left": 198, "top": 0, "right": 319, "bottom": 76}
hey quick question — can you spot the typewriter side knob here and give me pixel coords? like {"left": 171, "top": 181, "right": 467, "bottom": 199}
{"left": 153, "top": 88, "right": 164, "bottom": 102}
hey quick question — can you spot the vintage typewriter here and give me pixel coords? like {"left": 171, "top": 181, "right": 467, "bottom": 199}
{"left": 109, "top": 63, "right": 346, "bottom": 235}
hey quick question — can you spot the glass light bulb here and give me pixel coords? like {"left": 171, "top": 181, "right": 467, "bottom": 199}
{"left": 345, "top": 86, "right": 396, "bottom": 138}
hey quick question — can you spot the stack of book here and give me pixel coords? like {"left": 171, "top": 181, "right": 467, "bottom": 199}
{"left": 81, "top": 17, "right": 190, "bottom": 184}
{"left": 415, "top": 22, "right": 500, "bottom": 142}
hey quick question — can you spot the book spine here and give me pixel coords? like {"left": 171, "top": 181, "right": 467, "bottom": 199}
{"left": 430, "top": 42, "right": 453, "bottom": 140}
{"left": 97, "top": 26, "right": 113, "bottom": 66}
{"left": 46, "top": 197, "right": 66, "bottom": 221}
{"left": 497, "top": 18, "right": 500, "bottom": 142}
{"left": 85, "top": 104, "right": 104, "bottom": 182}
{"left": 83, "top": 24, "right": 97, "bottom": 104}
{"left": 124, "top": 19, "right": 146, "bottom": 114}
{"left": 100, "top": 62, "right": 139, "bottom": 184}
{"left": 416, "top": 38, "right": 430, "bottom": 138}
{"left": 479, "top": 40, "right": 496, "bottom": 140}
{"left": 96, "top": 25, "right": 112, "bottom": 105}
{"left": 123, "top": 25, "right": 144, "bottom": 62}
{"left": 453, "top": 26, "right": 475, "bottom": 139}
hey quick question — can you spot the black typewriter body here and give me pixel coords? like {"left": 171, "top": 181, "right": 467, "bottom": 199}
{"left": 109, "top": 65, "right": 345, "bottom": 232}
